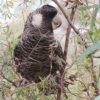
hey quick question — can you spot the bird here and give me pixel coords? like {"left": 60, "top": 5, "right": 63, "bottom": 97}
{"left": 14, "top": 5, "right": 65, "bottom": 83}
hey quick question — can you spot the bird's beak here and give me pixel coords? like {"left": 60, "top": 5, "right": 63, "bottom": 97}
{"left": 52, "top": 13, "right": 62, "bottom": 29}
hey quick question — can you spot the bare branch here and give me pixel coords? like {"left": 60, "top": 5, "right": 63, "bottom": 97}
{"left": 63, "top": 7, "right": 76, "bottom": 60}
{"left": 1, "top": 74, "right": 17, "bottom": 87}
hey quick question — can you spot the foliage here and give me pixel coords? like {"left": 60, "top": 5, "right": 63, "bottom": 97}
{"left": 0, "top": 0, "right": 100, "bottom": 100}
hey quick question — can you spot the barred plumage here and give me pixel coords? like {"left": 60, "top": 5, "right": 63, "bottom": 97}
{"left": 14, "top": 5, "right": 65, "bottom": 83}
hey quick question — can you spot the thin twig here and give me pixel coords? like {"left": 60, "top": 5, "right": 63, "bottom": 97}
{"left": 93, "top": 56, "right": 100, "bottom": 58}
{"left": 1, "top": 74, "right": 17, "bottom": 87}
{"left": 66, "top": 86, "right": 89, "bottom": 99}
{"left": 90, "top": 57, "right": 99, "bottom": 96}
{"left": 76, "top": 79, "right": 90, "bottom": 97}
{"left": 63, "top": 7, "right": 76, "bottom": 60}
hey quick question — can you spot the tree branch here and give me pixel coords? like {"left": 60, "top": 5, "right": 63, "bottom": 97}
{"left": 1, "top": 74, "right": 17, "bottom": 87}
{"left": 63, "top": 7, "right": 76, "bottom": 60}
{"left": 52, "top": 0, "right": 77, "bottom": 100}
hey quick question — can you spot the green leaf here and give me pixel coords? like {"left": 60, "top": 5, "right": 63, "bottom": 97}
{"left": 78, "top": 43, "right": 100, "bottom": 62}
{"left": 3, "top": 1, "right": 13, "bottom": 9}
{"left": 80, "top": 4, "right": 100, "bottom": 11}
{"left": 88, "top": 4, "right": 100, "bottom": 9}
{"left": 90, "top": 8, "right": 99, "bottom": 31}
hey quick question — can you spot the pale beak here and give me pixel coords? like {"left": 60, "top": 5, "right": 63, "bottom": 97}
{"left": 52, "top": 13, "right": 62, "bottom": 29}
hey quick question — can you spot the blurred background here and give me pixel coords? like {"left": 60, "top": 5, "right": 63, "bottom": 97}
{"left": 0, "top": 0, "right": 100, "bottom": 100}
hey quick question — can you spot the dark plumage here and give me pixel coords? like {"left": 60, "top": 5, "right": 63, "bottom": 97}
{"left": 14, "top": 5, "right": 65, "bottom": 83}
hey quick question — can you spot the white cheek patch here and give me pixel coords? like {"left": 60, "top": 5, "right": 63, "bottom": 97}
{"left": 32, "top": 14, "right": 43, "bottom": 27}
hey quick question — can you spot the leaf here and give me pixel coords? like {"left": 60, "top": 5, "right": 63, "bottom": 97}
{"left": 90, "top": 7, "right": 99, "bottom": 32}
{"left": 3, "top": 1, "right": 13, "bottom": 9}
{"left": 94, "top": 95, "right": 100, "bottom": 100}
{"left": 86, "top": 29, "right": 100, "bottom": 42}
{"left": 80, "top": 4, "right": 100, "bottom": 11}
{"left": 78, "top": 43, "right": 100, "bottom": 62}
{"left": 88, "top": 4, "right": 100, "bottom": 9}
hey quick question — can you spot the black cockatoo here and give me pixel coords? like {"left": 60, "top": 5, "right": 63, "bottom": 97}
{"left": 14, "top": 5, "right": 65, "bottom": 83}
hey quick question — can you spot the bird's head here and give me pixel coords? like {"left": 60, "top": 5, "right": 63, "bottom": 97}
{"left": 41, "top": 5, "right": 57, "bottom": 19}
{"left": 30, "top": 5, "right": 58, "bottom": 28}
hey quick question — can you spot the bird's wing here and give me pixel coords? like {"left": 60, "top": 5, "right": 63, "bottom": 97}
{"left": 54, "top": 40, "right": 64, "bottom": 58}
{"left": 50, "top": 40, "right": 66, "bottom": 72}
{"left": 14, "top": 40, "right": 23, "bottom": 65}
